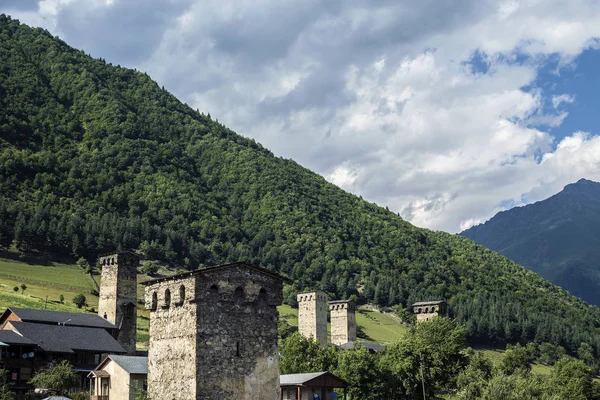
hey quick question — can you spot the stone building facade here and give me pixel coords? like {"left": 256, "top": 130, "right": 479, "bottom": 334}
{"left": 98, "top": 251, "right": 139, "bottom": 355}
{"left": 412, "top": 300, "right": 448, "bottom": 322}
{"left": 143, "top": 262, "right": 286, "bottom": 400}
{"left": 329, "top": 300, "right": 356, "bottom": 346}
{"left": 296, "top": 291, "right": 328, "bottom": 346}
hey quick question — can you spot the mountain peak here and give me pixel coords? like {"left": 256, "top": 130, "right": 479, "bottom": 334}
{"left": 561, "top": 178, "right": 600, "bottom": 196}
{"left": 462, "top": 177, "right": 600, "bottom": 306}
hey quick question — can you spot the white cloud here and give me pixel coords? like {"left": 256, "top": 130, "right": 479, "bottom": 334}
{"left": 4, "top": 0, "right": 600, "bottom": 232}
{"left": 552, "top": 94, "right": 576, "bottom": 108}
{"left": 328, "top": 163, "right": 360, "bottom": 189}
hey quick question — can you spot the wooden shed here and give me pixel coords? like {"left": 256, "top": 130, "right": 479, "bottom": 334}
{"left": 280, "top": 371, "right": 348, "bottom": 400}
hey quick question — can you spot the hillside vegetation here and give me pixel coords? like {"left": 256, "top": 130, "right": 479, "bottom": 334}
{"left": 462, "top": 178, "right": 600, "bottom": 306}
{"left": 1, "top": 15, "right": 600, "bottom": 354}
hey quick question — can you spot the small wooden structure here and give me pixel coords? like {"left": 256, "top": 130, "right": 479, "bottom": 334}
{"left": 280, "top": 371, "right": 348, "bottom": 400}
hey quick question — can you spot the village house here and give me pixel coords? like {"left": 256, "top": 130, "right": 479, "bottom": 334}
{"left": 88, "top": 354, "right": 148, "bottom": 400}
{"left": 0, "top": 308, "right": 126, "bottom": 394}
{"left": 280, "top": 371, "right": 348, "bottom": 400}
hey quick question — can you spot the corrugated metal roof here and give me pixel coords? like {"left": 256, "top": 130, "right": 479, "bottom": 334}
{"left": 109, "top": 355, "right": 148, "bottom": 375}
{"left": 280, "top": 371, "right": 328, "bottom": 386}
{"left": 6, "top": 308, "right": 117, "bottom": 330}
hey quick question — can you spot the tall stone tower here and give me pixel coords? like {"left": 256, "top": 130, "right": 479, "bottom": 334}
{"left": 329, "top": 300, "right": 357, "bottom": 345}
{"left": 143, "top": 262, "right": 287, "bottom": 400}
{"left": 297, "top": 291, "right": 328, "bottom": 346}
{"left": 98, "top": 251, "right": 138, "bottom": 355}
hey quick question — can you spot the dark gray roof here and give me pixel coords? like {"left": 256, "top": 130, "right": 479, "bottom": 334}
{"left": 108, "top": 355, "right": 148, "bottom": 375}
{"left": 0, "top": 330, "right": 36, "bottom": 345}
{"left": 339, "top": 341, "right": 385, "bottom": 352}
{"left": 280, "top": 372, "right": 329, "bottom": 386}
{"left": 411, "top": 300, "right": 446, "bottom": 307}
{"left": 10, "top": 322, "right": 126, "bottom": 354}
{"left": 6, "top": 308, "right": 117, "bottom": 330}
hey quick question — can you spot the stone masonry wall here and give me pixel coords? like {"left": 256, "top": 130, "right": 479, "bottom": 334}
{"left": 98, "top": 252, "right": 138, "bottom": 354}
{"left": 195, "top": 265, "right": 283, "bottom": 400}
{"left": 414, "top": 304, "right": 443, "bottom": 322}
{"left": 144, "top": 264, "right": 284, "bottom": 400}
{"left": 145, "top": 276, "right": 197, "bottom": 400}
{"left": 329, "top": 301, "right": 356, "bottom": 345}
{"left": 297, "top": 291, "right": 328, "bottom": 345}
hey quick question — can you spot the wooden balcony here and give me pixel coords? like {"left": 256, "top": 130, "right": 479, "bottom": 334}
{"left": 90, "top": 396, "right": 109, "bottom": 400}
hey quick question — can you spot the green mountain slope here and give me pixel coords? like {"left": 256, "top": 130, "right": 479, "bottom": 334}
{"left": 462, "top": 178, "right": 600, "bottom": 306}
{"left": 1, "top": 15, "right": 600, "bottom": 354}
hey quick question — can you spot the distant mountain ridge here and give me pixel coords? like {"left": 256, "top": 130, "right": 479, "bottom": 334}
{"left": 462, "top": 178, "right": 600, "bottom": 306}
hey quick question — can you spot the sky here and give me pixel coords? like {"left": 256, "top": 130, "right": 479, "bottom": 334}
{"left": 3, "top": 0, "right": 600, "bottom": 233}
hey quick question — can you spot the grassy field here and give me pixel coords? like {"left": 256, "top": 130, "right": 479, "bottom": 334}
{"left": 477, "top": 347, "right": 552, "bottom": 376}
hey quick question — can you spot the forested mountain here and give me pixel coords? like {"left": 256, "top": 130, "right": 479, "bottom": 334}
{"left": 1, "top": 15, "right": 600, "bottom": 354}
{"left": 462, "top": 178, "right": 600, "bottom": 306}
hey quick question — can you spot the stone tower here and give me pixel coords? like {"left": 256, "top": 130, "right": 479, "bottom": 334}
{"left": 98, "top": 251, "right": 138, "bottom": 355}
{"left": 143, "top": 262, "right": 287, "bottom": 400}
{"left": 329, "top": 300, "right": 357, "bottom": 345}
{"left": 412, "top": 300, "right": 448, "bottom": 322}
{"left": 297, "top": 291, "right": 328, "bottom": 346}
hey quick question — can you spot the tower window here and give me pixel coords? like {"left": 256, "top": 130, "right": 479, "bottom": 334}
{"left": 151, "top": 293, "right": 158, "bottom": 311}
{"left": 236, "top": 341, "right": 241, "bottom": 357}
{"left": 124, "top": 303, "right": 135, "bottom": 318}
{"left": 258, "top": 288, "right": 267, "bottom": 304}
{"left": 179, "top": 285, "right": 186, "bottom": 305}
{"left": 234, "top": 287, "right": 244, "bottom": 299}
{"left": 164, "top": 289, "right": 171, "bottom": 309}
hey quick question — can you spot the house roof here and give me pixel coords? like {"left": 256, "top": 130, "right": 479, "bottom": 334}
{"left": 141, "top": 261, "right": 290, "bottom": 286}
{"left": 9, "top": 322, "right": 126, "bottom": 354}
{"left": 411, "top": 300, "right": 446, "bottom": 307}
{"left": 106, "top": 355, "right": 148, "bottom": 375}
{"left": 280, "top": 372, "right": 329, "bottom": 386}
{"left": 2, "top": 308, "right": 117, "bottom": 330}
{"left": 338, "top": 341, "right": 385, "bottom": 352}
{"left": 280, "top": 371, "right": 348, "bottom": 388}
{"left": 0, "top": 329, "right": 36, "bottom": 345}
